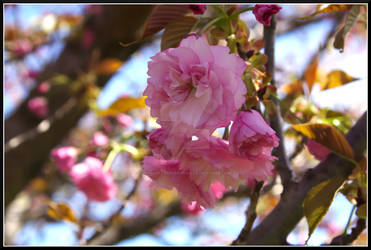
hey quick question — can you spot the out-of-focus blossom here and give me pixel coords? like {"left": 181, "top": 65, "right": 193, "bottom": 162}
{"left": 188, "top": 5, "right": 207, "bottom": 15}
{"left": 27, "top": 96, "right": 48, "bottom": 118}
{"left": 37, "top": 81, "right": 50, "bottom": 94}
{"left": 306, "top": 139, "right": 331, "bottom": 161}
{"left": 229, "top": 110, "right": 279, "bottom": 160}
{"left": 51, "top": 146, "right": 78, "bottom": 173}
{"left": 70, "top": 157, "right": 117, "bottom": 202}
{"left": 181, "top": 201, "right": 204, "bottom": 215}
{"left": 13, "top": 39, "right": 33, "bottom": 57}
{"left": 117, "top": 113, "right": 133, "bottom": 128}
{"left": 92, "top": 131, "right": 109, "bottom": 147}
{"left": 85, "top": 5, "right": 102, "bottom": 16}
{"left": 253, "top": 4, "right": 282, "bottom": 26}
{"left": 81, "top": 29, "right": 94, "bottom": 49}
{"left": 144, "top": 35, "right": 247, "bottom": 137}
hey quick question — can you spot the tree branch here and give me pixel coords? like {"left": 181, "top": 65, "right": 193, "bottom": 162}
{"left": 264, "top": 16, "right": 293, "bottom": 190}
{"left": 242, "top": 111, "right": 367, "bottom": 245}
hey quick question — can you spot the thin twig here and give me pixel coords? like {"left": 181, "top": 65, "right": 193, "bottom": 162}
{"left": 264, "top": 16, "right": 293, "bottom": 190}
{"left": 232, "top": 181, "right": 264, "bottom": 245}
{"left": 86, "top": 171, "right": 142, "bottom": 245}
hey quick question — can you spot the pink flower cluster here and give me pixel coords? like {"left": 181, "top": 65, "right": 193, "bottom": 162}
{"left": 253, "top": 4, "right": 282, "bottom": 26}
{"left": 188, "top": 5, "right": 207, "bottom": 15}
{"left": 142, "top": 36, "right": 279, "bottom": 208}
{"left": 51, "top": 146, "right": 117, "bottom": 202}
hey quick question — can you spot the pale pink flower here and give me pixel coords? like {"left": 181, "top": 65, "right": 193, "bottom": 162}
{"left": 179, "top": 136, "right": 276, "bottom": 191}
{"left": 27, "top": 97, "right": 48, "bottom": 118}
{"left": 92, "top": 131, "right": 109, "bottom": 147}
{"left": 188, "top": 5, "right": 207, "bottom": 15}
{"left": 229, "top": 110, "right": 279, "bottom": 160}
{"left": 70, "top": 157, "right": 117, "bottom": 202}
{"left": 142, "top": 156, "right": 217, "bottom": 208}
{"left": 147, "top": 128, "right": 190, "bottom": 160}
{"left": 253, "top": 4, "right": 282, "bottom": 26}
{"left": 37, "top": 81, "right": 50, "bottom": 94}
{"left": 117, "top": 113, "right": 133, "bottom": 128}
{"left": 307, "top": 139, "right": 331, "bottom": 161}
{"left": 144, "top": 35, "right": 247, "bottom": 136}
{"left": 51, "top": 146, "right": 78, "bottom": 173}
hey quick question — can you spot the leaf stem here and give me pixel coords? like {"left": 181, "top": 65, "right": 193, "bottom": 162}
{"left": 343, "top": 204, "right": 357, "bottom": 237}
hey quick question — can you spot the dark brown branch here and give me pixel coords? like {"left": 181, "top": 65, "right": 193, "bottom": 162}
{"left": 264, "top": 16, "right": 293, "bottom": 190}
{"left": 242, "top": 111, "right": 367, "bottom": 245}
{"left": 329, "top": 218, "right": 366, "bottom": 245}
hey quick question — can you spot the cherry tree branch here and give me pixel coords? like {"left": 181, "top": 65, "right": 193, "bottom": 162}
{"left": 242, "top": 111, "right": 367, "bottom": 245}
{"left": 264, "top": 16, "right": 293, "bottom": 190}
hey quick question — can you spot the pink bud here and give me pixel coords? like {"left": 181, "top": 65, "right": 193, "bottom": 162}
{"left": 229, "top": 110, "right": 279, "bottom": 160}
{"left": 188, "top": 4, "right": 207, "bottom": 15}
{"left": 92, "top": 131, "right": 109, "bottom": 147}
{"left": 253, "top": 4, "right": 282, "bottom": 26}
{"left": 307, "top": 139, "right": 331, "bottom": 161}
{"left": 51, "top": 146, "right": 78, "bottom": 173}
{"left": 27, "top": 97, "right": 48, "bottom": 118}
{"left": 70, "top": 157, "right": 117, "bottom": 202}
{"left": 117, "top": 113, "right": 133, "bottom": 128}
{"left": 37, "top": 81, "right": 50, "bottom": 94}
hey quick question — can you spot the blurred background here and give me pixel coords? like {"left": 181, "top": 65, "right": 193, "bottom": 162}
{"left": 3, "top": 4, "right": 367, "bottom": 246}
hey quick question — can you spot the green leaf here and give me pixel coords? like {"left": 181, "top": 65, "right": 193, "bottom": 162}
{"left": 161, "top": 16, "right": 197, "bottom": 51}
{"left": 292, "top": 123, "right": 354, "bottom": 160}
{"left": 320, "top": 70, "right": 359, "bottom": 90}
{"left": 121, "top": 5, "right": 189, "bottom": 47}
{"left": 303, "top": 176, "right": 345, "bottom": 242}
{"left": 356, "top": 203, "right": 367, "bottom": 219}
{"left": 334, "top": 5, "right": 361, "bottom": 52}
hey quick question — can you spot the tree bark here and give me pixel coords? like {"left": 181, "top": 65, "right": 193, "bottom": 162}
{"left": 5, "top": 5, "right": 154, "bottom": 208}
{"left": 244, "top": 111, "right": 367, "bottom": 245}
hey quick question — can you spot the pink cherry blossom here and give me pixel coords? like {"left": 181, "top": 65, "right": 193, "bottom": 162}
{"left": 117, "top": 113, "right": 133, "bottom": 128}
{"left": 70, "top": 157, "right": 117, "bottom": 202}
{"left": 92, "top": 131, "right": 109, "bottom": 147}
{"left": 179, "top": 136, "right": 276, "bottom": 191}
{"left": 229, "top": 110, "right": 279, "bottom": 160}
{"left": 27, "top": 97, "right": 48, "bottom": 118}
{"left": 142, "top": 156, "right": 218, "bottom": 208}
{"left": 253, "top": 4, "right": 282, "bottom": 26}
{"left": 147, "top": 127, "right": 191, "bottom": 160}
{"left": 51, "top": 146, "right": 78, "bottom": 173}
{"left": 144, "top": 35, "right": 247, "bottom": 136}
{"left": 306, "top": 139, "right": 331, "bottom": 161}
{"left": 188, "top": 5, "right": 207, "bottom": 15}
{"left": 37, "top": 81, "right": 50, "bottom": 94}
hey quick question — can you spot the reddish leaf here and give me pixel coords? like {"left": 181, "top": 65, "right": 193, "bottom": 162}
{"left": 121, "top": 5, "right": 189, "bottom": 46}
{"left": 161, "top": 16, "right": 197, "bottom": 51}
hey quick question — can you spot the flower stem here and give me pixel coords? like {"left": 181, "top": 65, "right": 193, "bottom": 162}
{"left": 343, "top": 204, "right": 356, "bottom": 237}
